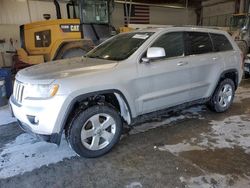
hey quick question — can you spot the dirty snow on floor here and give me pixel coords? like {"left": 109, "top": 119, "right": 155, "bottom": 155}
{"left": 156, "top": 85, "right": 250, "bottom": 187}
{"left": 208, "top": 115, "right": 250, "bottom": 152}
{"left": 0, "top": 105, "right": 16, "bottom": 125}
{"left": 0, "top": 134, "right": 76, "bottom": 179}
{"left": 234, "top": 85, "right": 250, "bottom": 103}
{"left": 180, "top": 174, "right": 250, "bottom": 188}
{"left": 157, "top": 85, "right": 250, "bottom": 155}
{"left": 158, "top": 87, "right": 250, "bottom": 155}
{"left": 158, "top": 115, "right": 250, "bottom": 155}
{"left": 125, "top": 182, "right": 143, "bottom": 188}
{"left": 131, "top": 105, "right": 206, "bottom": 134}
{"left": 158, "top": 142, "right": 204, "bottom": 154}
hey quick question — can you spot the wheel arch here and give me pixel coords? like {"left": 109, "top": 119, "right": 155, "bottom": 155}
{"left": 219, "top": 69, "right": 239, "bottom": 90}
{"left": 208, "top": 69, "right": 239, "bottom": 102}
{"left": 61, "top": 89, "right": 132, "bottom": 137}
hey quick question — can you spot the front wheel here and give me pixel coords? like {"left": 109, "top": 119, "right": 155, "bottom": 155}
{"left": 208, "top": 78, "right": 235, "bottom": 113}
{"left": 67, "top": 105, "right": 123, "bottom": 158}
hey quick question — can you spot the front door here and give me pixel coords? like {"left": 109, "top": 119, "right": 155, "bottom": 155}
{"left": 138, "top": 32, "right": 192, "bottom": 114}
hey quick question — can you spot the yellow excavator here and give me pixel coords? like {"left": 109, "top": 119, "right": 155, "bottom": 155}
{"left": 227, "top": 13, "right": 250, "bottom": 56}
{"left": 17, "top": 0, "right": 116, "bottom": 66}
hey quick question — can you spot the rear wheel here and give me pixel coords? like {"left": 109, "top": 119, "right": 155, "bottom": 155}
{"left": 55, "top": 41, "right": 93, "bottom": 60}
{"left": 62, "top": 48, "right": 86, "bottom": 59}
{"left": 208, "top": 78, "right": 235, "bottom": 113}
{"left": 67, "top": 105, "right": 123, "bottom": 158}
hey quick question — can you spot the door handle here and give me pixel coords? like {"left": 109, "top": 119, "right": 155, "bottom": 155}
{"left": 213, "top": 57, "right": 218, "bottom": 60}
{"left": 177, "top": 61, "right": 188, "bottom": 66}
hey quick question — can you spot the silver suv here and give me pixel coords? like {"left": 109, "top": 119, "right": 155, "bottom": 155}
{"left": 10, "top": 27, "right": 243, "bottom": 158}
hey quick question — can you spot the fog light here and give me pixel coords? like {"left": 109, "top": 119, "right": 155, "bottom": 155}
{"left": 27, "top": 115, "right": 39, "bottom": 125}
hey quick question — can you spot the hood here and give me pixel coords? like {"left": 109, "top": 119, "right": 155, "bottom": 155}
{"left": 16, "top": 57, "right": 118, "bottom": 84}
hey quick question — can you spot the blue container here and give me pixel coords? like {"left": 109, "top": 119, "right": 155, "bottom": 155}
{"left": 0, "top": 68, "right": 12, "bottom": 98}
{"left": 0, "top": 77, "right": 7, "bottom": 107}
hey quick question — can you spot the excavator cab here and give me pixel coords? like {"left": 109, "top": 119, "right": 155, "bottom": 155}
{"left": 17, "top": 0, "right": 115, "bottom": 68}
{"left": 229, "top": 13, "right": 250, "bottom": 55}
{"left": 66, "top": 0, "right": 116, "bottom": 44}
{"left": 79, "top": 0, "right": 117, "bottom": 44}
{"left": 230, "top": 14, "right": 249, "bottom": 32}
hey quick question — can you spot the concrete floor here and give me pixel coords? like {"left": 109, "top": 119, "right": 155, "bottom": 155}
{"left": 1, "top": 81, "right": 250, "bottom": 188}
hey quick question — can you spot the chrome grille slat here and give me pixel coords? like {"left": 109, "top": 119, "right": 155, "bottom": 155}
{"left": 16, "top": 83, "right": 20, "bottom": 102}
{"left": 18, "top": 85, "right": 21, "bottom": 102}
{"left": 13, "top": 80, "right": 25, "bottom": 104}
{"left": 13, "top": 82, "right": 16, "bottom": 99}
{"left": 14, "top": 82, "right": 18, "bottom": 100}
{"left": 19, "top": 85, "right": 24, "bottom": 103}
{"left": 14, "top": 82, "right": 18, "bottom": 101}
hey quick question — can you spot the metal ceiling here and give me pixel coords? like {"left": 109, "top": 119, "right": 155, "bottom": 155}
{"left": 36, "top": 0, "right": 221, "bottom": 9}
{"left": 126, "top": 0, "right": 203, "bottom": 8}
{"left": 52, "top": 0, "right": 205, "bottom": 8}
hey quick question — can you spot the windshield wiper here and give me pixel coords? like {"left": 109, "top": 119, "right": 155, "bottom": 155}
{"left": 86, "top": 55, "right": 106, "bottom": 60}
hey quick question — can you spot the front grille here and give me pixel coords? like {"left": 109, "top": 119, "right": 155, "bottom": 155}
{"left": 13, "top": 80, "right": 25, "bottom": 104}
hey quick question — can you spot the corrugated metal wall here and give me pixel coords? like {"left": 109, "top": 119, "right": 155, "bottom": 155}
{"left": 0, "top": 0, "right": 68, "bottom": 25}
{"left": 0, "top": 0, "right": 30, "bottom": 24}
{"left": 202, "top": 1, "right": 235, "bottom": 27}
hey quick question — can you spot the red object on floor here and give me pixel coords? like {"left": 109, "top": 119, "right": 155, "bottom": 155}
{"left": 12, "top": 55, "right": 32, "bottom": 73}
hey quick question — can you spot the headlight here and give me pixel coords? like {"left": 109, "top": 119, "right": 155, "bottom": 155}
{"left": 23, "top": 84, "right": 59, "bottom": 99}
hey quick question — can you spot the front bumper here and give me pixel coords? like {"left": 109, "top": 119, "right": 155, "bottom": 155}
{"left": 9, "top": 94, "right": 68, "bottom": 144}
{"left": 16, "top": 120, "right": 61, "bottom": 144}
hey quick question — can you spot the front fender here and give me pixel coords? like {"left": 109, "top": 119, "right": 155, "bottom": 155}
{"left": 54, "top": 89, "right": 134, "bottom": 144}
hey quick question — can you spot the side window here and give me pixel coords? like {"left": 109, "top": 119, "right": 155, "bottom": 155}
{"left": 185, "top": 32, "right": 213, "bottom": 55}
{"left": 210, "top": 33, "right": 233, "bottom": 52}
{"left": 34, "top": 30, "right": 51, "bottom": 48}
{"left": 151, "top": 32, "right": 184, "bottom": 58}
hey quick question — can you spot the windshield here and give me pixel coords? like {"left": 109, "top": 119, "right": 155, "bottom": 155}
{"left": 86, "top": 32, "right": 154, "bottom": 61}
{"left": 67, "top": 3, "right": 79, "bottom": 19}
{"left": 82, "top": 0, "right": 109, "bottom": 24}
{"left": 230, "top": 15, "right": 247, "bottom": 29}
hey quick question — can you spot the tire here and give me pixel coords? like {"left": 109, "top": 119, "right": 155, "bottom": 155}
{"left": 208, "top": 78, "right": 235, "bottom": 113}
{"left": 54, "top": 40, "right": 94, "bottom": 60}
{"left": 62, "top": 48, "right": 86, "bottom": 59}
{"left": 67, "top": 105, "right": 123, "bottom": 158}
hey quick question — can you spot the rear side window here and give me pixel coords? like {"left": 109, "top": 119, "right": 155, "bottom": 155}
{"left": 210, "top": 33, "right": 233, "bottom": 52}
{"left": 151, "top": 32, "right": 184, "bottom": 58}
{"left": 185, "top": 32, "right": 213, "bottom": 55}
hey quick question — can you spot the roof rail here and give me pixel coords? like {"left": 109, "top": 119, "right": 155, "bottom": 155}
{"left": 173, "top": 25, "right": 227, "bottom": 30}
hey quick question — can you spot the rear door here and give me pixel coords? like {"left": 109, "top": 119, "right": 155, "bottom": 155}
{"left": 184, "top": 31, "right": 224, "bottom": 100}
{"left": 210, "top": 33, "right": 237, "bottom": 73}
{"left": 138, "top": 32, "right": 192, "bottom": 114}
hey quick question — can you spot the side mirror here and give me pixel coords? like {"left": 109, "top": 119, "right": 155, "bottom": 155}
{"left": 141, "top": 47, "right": 166, "bottom": 63}
{"left": 141, "top": 57, "right": 150, "bottom": 63}
{"left": 147, "top": 47, "right": 166, "bottom": 58}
